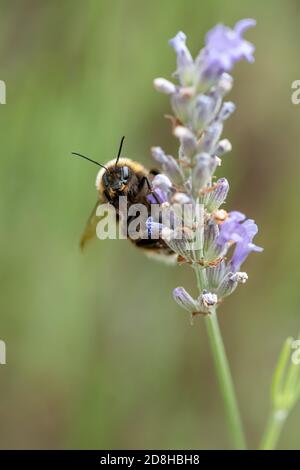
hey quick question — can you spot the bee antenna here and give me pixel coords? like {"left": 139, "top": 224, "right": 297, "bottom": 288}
{"left": 71, "top": 152, "right": 108, "bottom": 170}
{"left": 115, "top": 136, "right": 125, "bottom": 167}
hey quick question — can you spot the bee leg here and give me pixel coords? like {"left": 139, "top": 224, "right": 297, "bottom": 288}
{"left": 139, "top": 175, "right": 152, "bottom": 191}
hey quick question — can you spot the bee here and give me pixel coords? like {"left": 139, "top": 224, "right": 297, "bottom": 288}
{"left": 72, "top": 137, "right": 176, "bottom": 263}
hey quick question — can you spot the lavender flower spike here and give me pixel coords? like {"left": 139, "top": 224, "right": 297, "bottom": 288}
{"left": 149, "top": 19, "right": 265, "bottom": 451}
{"left": 152, "top": 19, "right": 261, "bottom": 312}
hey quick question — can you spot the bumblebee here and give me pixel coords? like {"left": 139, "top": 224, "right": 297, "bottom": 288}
{"left": 72, "top": 137, "right": 176, "bottom": 262}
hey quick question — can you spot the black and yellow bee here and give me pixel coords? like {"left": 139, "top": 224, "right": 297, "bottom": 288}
{"left": 72, "top": 137, "right": 176, "bottom": 262}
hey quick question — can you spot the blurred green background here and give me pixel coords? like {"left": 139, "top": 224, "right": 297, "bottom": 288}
{"left": 0, "top": 0, "right": 299, "bottom": 450}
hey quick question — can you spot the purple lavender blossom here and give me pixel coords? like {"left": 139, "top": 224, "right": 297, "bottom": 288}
{"left": 200, "top": 19, "right": 256, "bottom": 80}
{"left": 169, "top": 32, "right": 193, "bottom": 68}
{"left": 217, "top": 211, "right": 263, "bottom": 271}
{"left": 218, "top": 211, "right": 248, "bottom": 244}
{"left": 169, "top": 32, "right": 194, "bottom": 85}
{"left": 147, "top": 188, "right": 168, "bottom": 205}
{"left": 230, "top": 239, "right": 263, "bottom": 272}
{"left": 146, "top": 174, "right": 171, "bottom": 205}
{"left": 152, "top": 174, "right": 172, "bottom": 192}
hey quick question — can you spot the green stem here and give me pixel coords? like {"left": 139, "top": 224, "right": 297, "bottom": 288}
{"left": 204, "top": 310, "right": 247, "bottom": 449}
{"left": 260, "top": 409, "right": 287, "bottom": 450}
{"left": 194, "top": 265, "right": 246, "bottom": 449}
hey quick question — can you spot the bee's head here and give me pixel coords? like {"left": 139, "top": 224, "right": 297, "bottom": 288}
{"left": 72, "top": 136, "right": 133, "bottom": 198}
{"left": 102, "top": 164, "right": 132, "bottom": 195}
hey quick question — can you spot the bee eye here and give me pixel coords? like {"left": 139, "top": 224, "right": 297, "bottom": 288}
{"left": 122, "top": 166, "right": 129, "bottom": 180}
{"left": 103, "top": 173, "right": 109, "bottom": 186}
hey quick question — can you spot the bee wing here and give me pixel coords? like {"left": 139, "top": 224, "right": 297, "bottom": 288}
{"left": 80, "top": 199, "right": 104, "bottom": 250}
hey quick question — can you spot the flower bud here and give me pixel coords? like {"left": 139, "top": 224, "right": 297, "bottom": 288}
{"left": 215, "top": 139, "right": 232, "bottom": 157}
{"left": 184, "top": 178, "right": 192, "bottom": 194}
{"left": 173, "top": 287, "right": 199, "bottom": 313}
{"left": 169, "top": 32, "right": 195, "bottom": 86}
{"left": 173, "top": 192, "right": 191, "bottom": 205}
{"left": 200, "top": 121, "right": 223, "bottom": 153}
{"left": 192, "top": 94, "right": 215, "bottom": 131}
{"left": 203, "top": 220, "right": 220, "bottom": 261}
{"left": 151, "top": 147, "right": 184, "bottom": 185}
{"left": 152, "top": 174, "right": 172, "bottom": 192}
{"left": 163, "top": 228, "right": 189, "bottom": 259}
{"left": 217, "top": 272, "right": 238, "bottom": 298}
{"left": 215, "top": 73, "right": 233, "bottom": 96}
{"left": 154, "top": 78, "right": 177, "bottom": 95}
{"left": 217, "top": 101, "right": 236, "bottom": 121}
{"left": 169, "top": 31, "right": 193, "bottom": 68}
{"left": 171, "top": 92, "right": 191, "bottom": 122}
{"left": 217, "top": 271, "right": 247, "bottom": 298}
{"left": 206, "top": 178, "right": 229, "bottom": 212}
{"left": 206, "top": 261, "right": 226, "bottom": 290}
{"left": 192, "top": 153, "right": 218, "bottom": 194}
{"left": 174, "top": 126, "right": 197, "bottom": 157}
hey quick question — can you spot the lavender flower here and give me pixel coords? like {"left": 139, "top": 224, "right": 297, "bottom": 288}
{"left": 200, "top": 19, "right": 256, "bottom": 80}
{"left": 150, "top": 19, "right": 261, "bottom": 315}
{"left": 147, "top": 174, "right": 172, "bottom": 204}
{"left": 217, "top": 211, "right": 263, "bottom": 271}
{"left": 151, "top": 147, "right": 184, "bottom": 184}
{"left": 230, "top": 238, "right": 263, "bottom": 272}
{"left": 147, "top": 189, "right": 168, "bottom": 205}
{"left": 169, "top": 31, "right": 194, "bottom": 86}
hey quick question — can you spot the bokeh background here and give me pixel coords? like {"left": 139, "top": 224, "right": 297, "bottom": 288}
{"left": 0, "top": 0, "right": 299, "bottom": 450}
